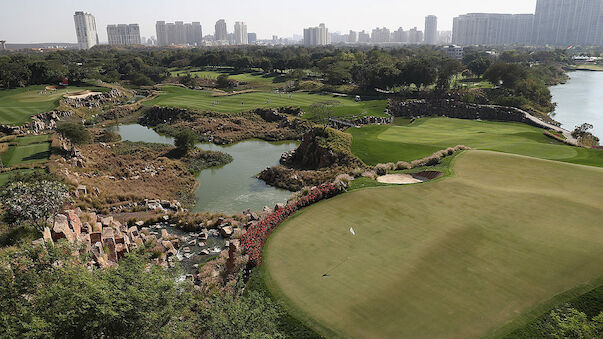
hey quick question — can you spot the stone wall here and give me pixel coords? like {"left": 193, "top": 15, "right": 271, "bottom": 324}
{"left": 388, "top": 99, "right": 558, "bottom": 128}
{"left": 0, "top": 110, "right": 73, "bottom": 135}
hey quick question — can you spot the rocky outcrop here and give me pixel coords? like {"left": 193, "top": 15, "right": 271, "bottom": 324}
{"left": 0, "top": 110, "right": 73, "bottom": 135}
{"left": 388, "top": 99, "right": 560, "bottom": 128}
{"left": 328, "top": 115, "right": 393, "bottom": 130}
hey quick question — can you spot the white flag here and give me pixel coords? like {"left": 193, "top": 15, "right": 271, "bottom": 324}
{"left": 349, "top": 227, "right": 356, "bottom": 235}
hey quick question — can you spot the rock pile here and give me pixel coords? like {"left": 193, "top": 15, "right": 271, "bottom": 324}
{"left": 0, "top": 110, "right": 73, "bottom": 134}
{"left": 63, "top": 88, "right": 127, "bottom": 108}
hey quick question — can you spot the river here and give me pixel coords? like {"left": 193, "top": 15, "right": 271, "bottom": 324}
{"left": 109, "top": 124, "right": 297, "bottom": 214}
{"left": 549, "top": 71, "right": 603, "bottom": 138}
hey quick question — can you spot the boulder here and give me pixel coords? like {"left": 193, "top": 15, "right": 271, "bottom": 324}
{"left": 100, "top": 216, "right": 113, "bottom": 227}
{"left": 66, "top": 210, "right": 82, "bottom": 237}
{"left": 93, "top": 222, "right": 103, "bottom": 232}
{"left": 220, "top": 226, "right": 234, "bottom": 238}
{"left": 161, "top": 229, "right": 169, "bottom": 239}
{"left": 90, "top": 232, "right": 102, "bottom": 244}
{"left": 135, "top": 220, "right": 145, "bottom": 227}
{"left": 52, "top": 214, "right": 75, "bottom": 243}
{"left": 42, "top": 227, "right": 53, "bottom": 243}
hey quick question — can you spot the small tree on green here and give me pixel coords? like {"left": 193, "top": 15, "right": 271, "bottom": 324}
{"left": 174, "top": 129, "right": 197, "bottom": 155}
{"left": 56, "top": 122, "right": 91, "bottom": 145}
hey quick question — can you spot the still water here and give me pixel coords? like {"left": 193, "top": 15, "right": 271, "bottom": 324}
{"left": 110, "top": 124, "right": 297, "bottom": 214}
{"left": 549, "top": 71, "right": 603, "bottom": 138}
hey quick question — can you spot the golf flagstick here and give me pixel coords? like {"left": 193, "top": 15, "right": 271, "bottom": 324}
{"left": 322, "top": 227, "right": 355, "bottom": 277}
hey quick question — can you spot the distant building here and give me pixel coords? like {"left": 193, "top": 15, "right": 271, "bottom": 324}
{"left": 371, "top": 27, "right": 391, "bottom": 43}
{"left": 533, "top": 0, "right": 602, "bottom": 46}
{"left": 408, "top": 27, "right": 423, "bottom": 44}
{"left": 348, "top": 30, "right": 358, "bottom": 43}
{"left": 392, "top": 27, "right": 408, "bottom": 43}
{"left": 358, "top": 30, "right": 371, "bottom": 43}
{"left": 303, "top": 23, "right": 329, "bottom": 46}
{"left": 248, "top": 32, "right": 257, "bottom": 44}
{"left": 452, "top": 13, "right": 534, "bottom": 46}
{"left": 424, "top": 15, "right": 438, "bottom": 45}
{"left": 234, "top": 22, "right": 248, "bottom": 45}
{"left": 73, "top": 11, "right": 99, "bottom": 50}
{"left": 107, "top": 24, "right": 141, "bottom": 45}
{"left": 438, "top": 31, "right": 452, "bottom": 44}
{"left": 443, "top": 45, "right": 463, "bottom": 60}
{"left": 215, "top": 19, "right": 228, "bottom": 41}
{"left": 156, "top": 21, "right": 202, "bottom": 46}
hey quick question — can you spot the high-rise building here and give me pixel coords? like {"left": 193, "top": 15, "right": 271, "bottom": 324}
{"left": 215, "top": 19, "right": 228, "bottom": 41}
{"left": 234, "top": 22, "right": 248, "bottom": 45}
{"left": 408, "top": 27, "right": 423, "bottom": 44}
{"left": 452, "top": 13, "right": 534, "bottom": 45}
{"left": 358, "top": 30, "right": 371, "bottom": 43}
{"left": 73, "top": 11, "right": 99, "bottom": 50}
{"left": 371, "top": 27, "right": 391, "bottom": 43}
{"left": 156, "top": 21, "right": 203, "bottom": 46}
{"left": 424, "top": 15, "right": 438, "bottom": 45}
{"left": 156, "top": 21, "right": 168, "bottom": 46}
{"left": 303, "top": 23, "right": 329, "bottom": 46}
{"left": 107, "top": 24, "right": 141, "bottom": 45}
{"left": 248, "top": 33, "right": 257, "bottom": 44}
{"left": 348, "top": 30, "right": 358, "bottom": 43}
{"left": 392, "top": 28, "right": 408, "bottom": 43}
{"left": 533, "top": 0, "right": 602, "bottom": 46}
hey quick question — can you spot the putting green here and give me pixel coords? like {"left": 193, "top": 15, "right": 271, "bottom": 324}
{"left": 145, "top": 86, "right": 388, "bottom": 119}
{"left": 0, "top": 85, "right": 104, "bottom": 125}
{"left": 264, "top": 151, "right": 603, "bottom": 338}
{"left": 349, "top": 117, "right": 603, "bottom": 167}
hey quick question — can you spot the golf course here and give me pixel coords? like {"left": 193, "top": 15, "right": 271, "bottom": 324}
{"left": 263, "top": 150, "right": 603, "bottom": 338}
{"left": 349, "top": 117, "right": 603, "bottom": 167}
{"left": 0, "top": 85, "right": 105, "bottom": 125}
{"left": 145, "top": 85, "right": 388, "bottom": 119}
{"left": 0, "top": 134, "right": 51, "bottom": 167}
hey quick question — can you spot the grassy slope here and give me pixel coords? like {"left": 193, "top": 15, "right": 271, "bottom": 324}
{"left": 144, "top": 86, "right": 388, "bottom": 119}
{"left": 0, "top": 85, "right": 105, "bottom": 125}
{"left": 263, "top": 150, "right": 603, "bottom": 338}
{"left": 349, "top": 117, "right": 603, "bottom": 167}
{"left": 1, "top": 135, "right": 51, "bottom": 166}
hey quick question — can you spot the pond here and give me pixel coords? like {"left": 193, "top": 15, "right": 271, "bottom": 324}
{"left": 550, "top": 71, "right": 603, "bottom": 138}
{"left": 109, "top": 124, "right": 298, "bottom": 214}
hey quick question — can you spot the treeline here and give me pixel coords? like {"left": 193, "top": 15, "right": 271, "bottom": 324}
{"left": 0, "top": 46, "right": 572, "bottom": 112}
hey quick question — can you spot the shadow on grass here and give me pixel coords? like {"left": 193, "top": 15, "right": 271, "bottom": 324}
{"left": 0, "top": 224, "right": 39, "bottom": 247}
{"left": 21, "top": 150, "right": 51, "bottom": 162}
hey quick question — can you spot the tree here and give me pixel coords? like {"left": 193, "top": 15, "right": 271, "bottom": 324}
{"left": 0, "top": 180, "right": 70, "bottom": 232}
{"left": 216, "top": 74, "right": 235, "bottom": 88}
{"left": 436, "top": 58, "right": 462, "bottom": 90}
{"left": 56, "top": 122, "right": 91, "bottom": 145}
{"left": 398, "top": 57, "right": 437, "bottom": 89}
{"left": 174, "top": 129, "right": 197, "bottom": 155}
{"left": 467, "top": 57, "right": 492, "bottom": 77}
{"left": 199, "top": 292, "right": 283, "bottom": 339}
{"left": 308, "top": 101, "right": 338, "bottom": 130}
{"left": 546, "top": 306, "right": 603, "bottom": 338}
{"left": 483, "top": 62, "right": 527, "bottom": 88}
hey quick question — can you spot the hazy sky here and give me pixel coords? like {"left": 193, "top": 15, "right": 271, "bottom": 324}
{"left": 1, "top": 0, "right": 539, "bottom": 43}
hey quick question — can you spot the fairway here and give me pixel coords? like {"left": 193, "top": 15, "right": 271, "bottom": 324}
{"left": 264, "top": 151, "right": 603, "bottom": 338}
{"left": 1, "top": 135, "right": 51, "bottom": 166}
{"left": 349, "top": 117, "right": 603, "bottom": 167}
{"left": 145, "top": 86, "right": 388, "bottom": 119}
{"left": 169, "top": 68, "right": 278, "bottom": 89}
{"left": 0, "top": 85, "right": 104, "bottom": 125}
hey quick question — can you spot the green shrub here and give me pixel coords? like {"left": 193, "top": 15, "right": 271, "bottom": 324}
{"left": 56, "top": 122, "right": 91, "bottom": 145}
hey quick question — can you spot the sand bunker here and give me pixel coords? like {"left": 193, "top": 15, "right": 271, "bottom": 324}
{"left": 45, "top": 85, "right": 59, "bottom": 91}
{"left": 377, "top": 174, "right": 424, "bottom": 184}
{"left": 63, "top": 90, "right": 102, "bottom": 99}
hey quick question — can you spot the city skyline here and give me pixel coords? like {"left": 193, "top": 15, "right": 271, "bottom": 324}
{"left": 1, "top": 0, "right": 540, "bottom": 43}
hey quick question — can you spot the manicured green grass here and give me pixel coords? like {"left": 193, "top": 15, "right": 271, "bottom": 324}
{"left": 1, "top": 135, "right": 51, "bottom": 166}
{"left": 348, "top": 117, "right": 603, "bottom": 167}
{"left": 0, "top": 85, "right": 105, "bottom": 125}
{"left": 567, "top": 64, "right": 603, "bottom": 71}
{"left": 145, "top": 86, "right": 388, "bottom": 119}
{"left": 263, "top": 150, "right": 603, "bottom": 338}
{"left": 0, "top": 169, "right": 41, "bottom": 186}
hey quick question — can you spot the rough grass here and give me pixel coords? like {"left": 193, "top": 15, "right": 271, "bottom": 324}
{"left": 0, "top": 85, "right": 106, "bottom": 125}
{"left": 169, "top": 68, "right": 279, "bottom": 90}
{"left": 263, "top": 150, "right": 603, "bottom": 338}
{"left": 144, "top": 86, "right": 388, "bottom": 119}
{"left": 1, "top": 135, "right": 51, "bottom": 166}
{"left": 348, "top": 117, "right": 603, "bottom": 167}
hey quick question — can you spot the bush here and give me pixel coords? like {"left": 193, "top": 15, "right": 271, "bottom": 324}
{"left": 97, "top": 129, "right": 121, "bottom": 143}
{"left": 361, "top": 170, "right": 377, "bottom": 180}
{"left": 56, "top": 122, "right": 91, "bottom": 145}
{"left": 350, "top": 167, "right": 364, "bottom": 178}
{"left": 396, "top": 161, "right": 411, "bottom": 170}
{"left": 334, "top": 173, "right": 353, "bottom": 188}
{"left": 174, "top": 129, "right": 197, "bottom": 155}
{"left": 374, "top": 163, "right": 389, "bottom": 175}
